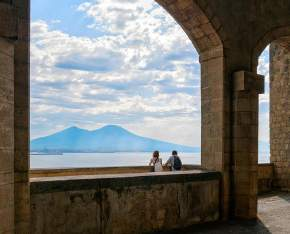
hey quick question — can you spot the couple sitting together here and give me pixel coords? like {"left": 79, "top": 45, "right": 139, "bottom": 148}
{"left": 149, "top": 150, "right": 182, "bottom": 172}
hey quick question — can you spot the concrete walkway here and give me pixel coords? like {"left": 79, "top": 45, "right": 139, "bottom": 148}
{"left": 162, "top": 192, "right": 290, "bottom": 234}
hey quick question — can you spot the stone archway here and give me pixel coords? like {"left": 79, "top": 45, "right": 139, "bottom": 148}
{"left": 0, "top": 0, "right": 226, "bottom": 232}
{"left": 251, "top": 26, "right": 290, "bottom": 72}
{"left": 252, "top": 28, "right": 290, "bottom": 193}
{"left": 156, "top": 0, "right": 229, "bottom": 218}
{"left": 156, "top": 0, "right": 222, "bottom": 54}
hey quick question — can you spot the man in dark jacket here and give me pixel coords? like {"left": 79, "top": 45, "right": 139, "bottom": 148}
{"left": 165, "top": 150, "right": 182, "bottom": 171}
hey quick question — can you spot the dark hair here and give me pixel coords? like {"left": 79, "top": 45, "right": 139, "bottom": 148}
{"left": 153, "top": 150, "right": 159, "bottom": 158}
{"left": 172, "top": 150, "right": 178, "bottom": 156}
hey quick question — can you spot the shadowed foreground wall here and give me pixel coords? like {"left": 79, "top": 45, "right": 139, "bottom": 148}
{"left": 0, "top": 38, "right": 14, "bottom": 233}
{"left": 258, "top": 164, "right": 274, "bottom": 194}
{"left": 30, "top": 171, "right": 220, "bottom": 234}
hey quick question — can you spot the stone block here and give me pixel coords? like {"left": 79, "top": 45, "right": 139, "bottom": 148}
{"left": 0, "top": 206, "right": 14, "bottom": 233}
{"left": 0, "top": 77, "right": 13, "bottom": 105}
{"left": 0, "top": 149, "right": 13, "bottom": 172}
{"left": 0, "top": 127, "right": 13, "bottom": 149}
{"left": 233, "top": 71, "right": 264, "bottom": 94}
{"left": 0, "top": 3, "right": 17, "bottom": 39}
{"left": 0, "top": 50, "right": 14, "bottom": 79}
{"left": 0, "top": 183, "right": 13, "bottom": 209}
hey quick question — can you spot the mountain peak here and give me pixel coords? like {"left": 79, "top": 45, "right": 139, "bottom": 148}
{"left": 99, "top": 125, "right": 125, "bottom": 130}
{"left": 65, "top": 126, "right": 83, "bottom": 132}
{"left": 96, "top": 125, "right": 130, "bottom": 134}
{"left": 68, "top": 126, "right": 80, "bottom": 130}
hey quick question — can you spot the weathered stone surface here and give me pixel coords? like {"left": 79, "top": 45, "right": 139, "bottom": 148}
{"left": 0, "top": 37, "right": 14, "bottom": 233}
{"left": 258, "top": 164, "right": 273, "bottom": 194}
{"left": 231, "top": 71, "right": 264, "bottom": 219}
{"left": 13, "top": 0, "right": 30, "bottom": 232}
{"left": 270, "top": 38, "right": 290, "bottom": 192}
{"left": 0, "top": 3, "right": 17, "bottom": 39}
{"left": 30, "top": 171, "right": 220, "bottom": 234}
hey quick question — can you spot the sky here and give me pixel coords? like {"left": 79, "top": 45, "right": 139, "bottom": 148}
{"left": 30, "top": 0, "right": 270, "bottom": 149}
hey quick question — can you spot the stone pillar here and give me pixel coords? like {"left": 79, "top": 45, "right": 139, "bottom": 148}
{"left": 270, "top": 39, "right": 290, "bottom": 191}
{"left": 0, "top": 38, "right": 15, "bottom": 233}
{"left": 13, "top": 0, "right": 31, "bottom": 232}
{"left": 232, "top": 71, "right": 264, "bottom": 219}
{"left": 200, "top": 46, "right": 230, "bottom": 219}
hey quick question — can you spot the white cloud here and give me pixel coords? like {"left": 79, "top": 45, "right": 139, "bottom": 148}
{"left": 30, "top": 0, "right": 271, "bottom": 152}
{"left": 258, "top": 46, "right": 270, "bottom": 145}
{"left": 30, "top": 0, "right": 200, "bottom": 146}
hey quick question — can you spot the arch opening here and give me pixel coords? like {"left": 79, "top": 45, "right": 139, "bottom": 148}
{"left": 257, "top": 46, "right": 270, "bottom": 164}
{"left": 28, "top": 0, "right": 224, "bottom": 169}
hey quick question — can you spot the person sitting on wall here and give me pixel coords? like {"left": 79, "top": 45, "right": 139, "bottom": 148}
{"left": 165, "top": 150, "right": 182, "bottom": 171}
{"left": 149, "top": 150, "right": 163, "bottom": 172}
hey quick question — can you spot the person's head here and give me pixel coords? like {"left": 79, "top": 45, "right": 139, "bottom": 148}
{"left": 172, "top": 150, "right": 178, "bottom": 156}
{"left": 153, "top": 150, "right": 159, "bottom": 158}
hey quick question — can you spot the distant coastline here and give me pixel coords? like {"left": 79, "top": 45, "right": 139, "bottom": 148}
{"left": 30, "top": 152, "right": 63, "bottom": 155}
{"left": 30, "top": 150, "right": 201, "bottom": 155}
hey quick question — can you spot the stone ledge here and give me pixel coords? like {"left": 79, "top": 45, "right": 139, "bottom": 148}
{"left": 30, "top": 170, "right": 221, "bottom": 194}
{"left": 30, "top": 165, "right": 202, "bottom": 178}
{"left": 233, "top": 71, "right": 264, "bottom": 94}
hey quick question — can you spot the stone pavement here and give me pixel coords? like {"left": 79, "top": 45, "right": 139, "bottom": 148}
{"left": 158, "top": 192, "right": 290, "bottom": 234}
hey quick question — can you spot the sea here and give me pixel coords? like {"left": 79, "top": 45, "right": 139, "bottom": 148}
{"left": 30, "top": 152, "right": 270, "bottom": 169}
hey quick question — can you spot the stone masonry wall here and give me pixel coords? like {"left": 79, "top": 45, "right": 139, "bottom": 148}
{"left": 0, "top": 38, "right": 14, "bottom": 233}
{"left": 13, "top": 0, "right": 31, "bottom": 232}
{"left": 258, "top": 164, "right": 274, "bottom": 194}
{"left": 30, "top": 171, "right": 220, "bottom": 234}
{"left": 270, "top": 39, "right": 290, "bottom": 191}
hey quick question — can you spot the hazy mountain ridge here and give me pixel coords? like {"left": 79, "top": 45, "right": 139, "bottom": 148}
{"left": 31, "top": 125, "right": 200, "bottom": 153}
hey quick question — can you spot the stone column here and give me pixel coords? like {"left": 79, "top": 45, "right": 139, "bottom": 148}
{"left": 13, "top": 0, "right": 31, "bottom": 232}
{"left": 270, "top": 38, "right": 290, "bottom": 191}
{"left": 200, "top": 46, "right": 231, "bottom": 219}
{"left": 232, "top": 71, "right": 264, "bottom": 219}
{"left": 0, "top": 38, "right": 15, "bottom": 233}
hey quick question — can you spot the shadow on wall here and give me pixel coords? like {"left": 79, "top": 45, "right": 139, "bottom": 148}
{"left": 156, "top": 220, "right": 272, "bottom": 234}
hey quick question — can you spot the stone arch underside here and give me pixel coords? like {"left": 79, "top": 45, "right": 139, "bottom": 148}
{"left": 252, "top": 26, "right": 290, "bottom": 71}
{"left": 157, "top": 0, "right": 230, "bottom": 219}
{"left": 156, "top": 0, "right": 222, "bottom": 54}
{"left": 251, "top": 25, "right": 290, "bottom": 192}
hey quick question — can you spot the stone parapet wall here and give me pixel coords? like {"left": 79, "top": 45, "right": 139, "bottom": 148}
{"left": 258, "top": 164, "right": 274, "bottom": 194}
{"left": 270, "top": 39, "right": 290, "bottom": 192}
{"left": 30, "top": 165, "right": 202, "bottom": 178}
{"left": 30, "top": 164, "right": 274, "bottom": 195}
{"left": 30, "top": 170, "right": 220, "bottom": 234}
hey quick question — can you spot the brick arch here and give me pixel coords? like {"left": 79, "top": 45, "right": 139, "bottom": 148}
{"left": 155, "top": 0, "right": 222, "bottom": 54}
{"left": 251, "top": 26, "right": 290, "bottom": 71}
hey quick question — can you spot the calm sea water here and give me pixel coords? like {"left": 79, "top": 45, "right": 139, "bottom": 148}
{"left": 30, "top": 152, "right": 270, "bottom": 169}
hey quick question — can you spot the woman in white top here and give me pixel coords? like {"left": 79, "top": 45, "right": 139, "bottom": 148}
{"left": 149, "top": 150, "right": 163, "bottom": 172}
